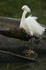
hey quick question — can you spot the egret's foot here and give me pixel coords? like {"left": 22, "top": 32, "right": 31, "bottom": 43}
{"left": 25, "top": 49, "right": 38, "bottom": 58}
{"left": 26, "top": 49, "right": 35, "bottom": 55}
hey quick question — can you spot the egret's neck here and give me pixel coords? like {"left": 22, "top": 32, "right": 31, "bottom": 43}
{"left": 21, "top": 11, "right": 27, "bottom": 20}
{"left": 20, "top": 11, "right": 27, "bottom": 28}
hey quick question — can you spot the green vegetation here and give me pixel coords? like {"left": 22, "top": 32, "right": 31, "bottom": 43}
{"left": 0, "top": 0, "right": 46, "bottom": 17}
{"left": 0, "top": 0, "right": 46, "bottom": 25}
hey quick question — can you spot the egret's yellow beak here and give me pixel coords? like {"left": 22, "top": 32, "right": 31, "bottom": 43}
{"left": 21, "top": 8, "right": 24, "bottom": 10}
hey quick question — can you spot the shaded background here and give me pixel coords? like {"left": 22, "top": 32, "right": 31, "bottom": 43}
{"left": 0, "top": 0, "right": 46, "bottom": 25}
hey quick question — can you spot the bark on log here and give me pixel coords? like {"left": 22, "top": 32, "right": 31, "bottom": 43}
{"left": 0, "top": 16, "right": 46, "bottom": 62}
{"left": 0, "top": 16, "right": 31, "bottom": 40}
{"left": 0, "top": 16, "right": 46, "bottom": 41}
{"left": 0, "top": 34, "right": 46, "bottom": 62}
{"left": 0, "top": 35, "right": 40, "bottom": 62}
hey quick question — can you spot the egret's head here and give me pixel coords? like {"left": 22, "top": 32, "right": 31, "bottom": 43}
{"left": 21, "top": 5, "right": 31, "bottom": 12}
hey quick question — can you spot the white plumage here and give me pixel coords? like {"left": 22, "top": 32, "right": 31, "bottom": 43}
{"left": 20, "top": 5, "right": 45, "bottom": 37}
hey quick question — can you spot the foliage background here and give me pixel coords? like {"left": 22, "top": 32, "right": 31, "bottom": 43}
{"left": 0, "top": 0, "right": 46, "bottom": 25}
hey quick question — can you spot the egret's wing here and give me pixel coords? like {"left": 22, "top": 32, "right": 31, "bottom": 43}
{"left": 25, "top": 16, "right": 44, "bottom": 29}
{"left": 25, "top": 16, "right": 38, "bottom": 29}
{"left": 29, "top": 15, "right": 38, "bottom": 20}
{"left": 25, "top": 16, "right": 45, "bottom": 35}
{"left": 25, "top": 17, "right": 34, "bottom": 35}
{"left": 32, "top": 17, "right": 38, "bottom": 20}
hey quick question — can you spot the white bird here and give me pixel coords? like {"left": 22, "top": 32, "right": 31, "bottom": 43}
{"left": 20, "top": 5, "right": 45, "bottom": 37}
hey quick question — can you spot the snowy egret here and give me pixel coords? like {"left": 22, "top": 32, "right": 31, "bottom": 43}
{"left": 20, "top": 5, "right": 45, "bottom": 37}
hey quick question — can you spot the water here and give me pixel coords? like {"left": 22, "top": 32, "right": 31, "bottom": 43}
{"left": 0, "top": 55, "right": 46, "bottom": 70}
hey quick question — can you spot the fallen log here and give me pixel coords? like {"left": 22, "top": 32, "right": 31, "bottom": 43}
{"left": 0, "top": 35, "right": 40, "bottom": 62}
{"left": 0, "top": 16, "right": 46, "bottom": 41}
{"left": 0, "top": 16, "right": 31, "bottom": 40}
{"left": 0, "top": 35, "right": 46, "bottom": 62}
{"left": 0, "top": 16, "right": 46, "bottom": 62}
{"left": 0, "top": 50, "right": 39, "bottom": 62}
